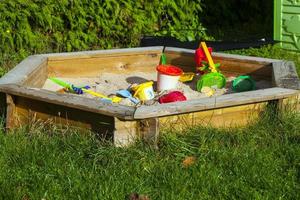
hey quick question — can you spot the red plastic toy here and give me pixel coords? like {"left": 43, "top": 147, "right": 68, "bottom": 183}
{"left": 158, "top": 91, "right": 187, "bottom": 104}
{"left": 195, "top": 46, "right": 213, "bottom": 74}
{"left": 156, "top": 65, "right": 183, "bottom": 76}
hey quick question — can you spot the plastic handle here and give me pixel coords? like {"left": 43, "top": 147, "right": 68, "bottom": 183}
{"left": 201, "top": 42, "right": 217, "bottom": 73}
{"left": 49, "top": 77, "right": 72, "bottom": 89}
{"left": 81, "top": 88, "right": 111, "bottom": 100}
{"left": 49, "top": 77, "right": 123, "bottom": 103}
{"left": 128, "top": 96, "right": 140, "bottom": 104}
{"left": 161, "top": 53, "right": 167, "bottom": 65}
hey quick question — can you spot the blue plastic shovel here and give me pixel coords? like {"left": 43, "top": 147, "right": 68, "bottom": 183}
{"left": 116, "top": 90, "right": 140, "bottom": 104}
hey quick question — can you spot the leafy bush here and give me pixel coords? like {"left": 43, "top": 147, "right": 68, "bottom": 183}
{"left": 0, "top": 0, "right": 205, "bottom": 54}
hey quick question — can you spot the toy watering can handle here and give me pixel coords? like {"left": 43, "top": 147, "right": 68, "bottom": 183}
{"left": 161, "top": 53, "right": 167, "bottom": 65}
{"left": 200, "top": 42, "right": 217, "bottom": 73}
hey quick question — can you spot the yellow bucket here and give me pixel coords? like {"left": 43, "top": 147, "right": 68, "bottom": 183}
{"left": 132, "top": 81, "right": 155, "bottom": 101}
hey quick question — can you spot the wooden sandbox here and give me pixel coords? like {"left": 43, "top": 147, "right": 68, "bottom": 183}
{"left": 0, "top": 47, "right": 299, "bottom": 146}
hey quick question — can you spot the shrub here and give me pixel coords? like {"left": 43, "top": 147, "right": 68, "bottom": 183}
{"left": 0, "top": 0, "right": 205, "bottom": 54}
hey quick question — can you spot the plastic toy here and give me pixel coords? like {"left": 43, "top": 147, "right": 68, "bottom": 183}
{"left": 199, "top": 62, "right": 221, "bottom": 73}
{"left": 157, "top": 64, "right": 183, "bottom": 91}
{"left": 195, "top": 46, "right": 212, "bottom": 73}
{"left": 49, "top": 77, "right": 88, "bottom": 94}
{"left": 179, "top": 72, "right": 195, "bottom": 82}
{"left": 158, "top": 91, "right": 187, "bottom": 104}
{"left": 196, "top": 42, "right": 226, "bottom": 91}
{"left": 197, "top": 72, "right": 226, "bottom": 91}
{"left": 131, "top": 81, "right": 155, "bottom": 101}
{"left": 116, "top": 89, "right": 140, "bottom": 104}
{"left": 160, "top": 53, "right": 167, "bottom": 65}
{"left": 195, "top": 46, "right": 212, "bottom": 65}
{"left": 49, "top": 77, "right": 122, "bottom": 103}
{"left": 232, "top": 75, "right": 256, "bottom": 92}
{"left": 200, "top": 86, "right": 215, "bottom": 97}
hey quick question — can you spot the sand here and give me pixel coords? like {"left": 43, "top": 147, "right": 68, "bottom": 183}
{"left": 42, "top": 72, "right": 272, "bottom": 106}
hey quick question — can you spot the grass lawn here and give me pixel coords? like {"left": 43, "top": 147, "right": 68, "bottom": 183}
{"left": 0, "top": 45, "right": 299, "bottom": 199}
{"left": 0, "top": 111, "right": 299, "bottom": 199}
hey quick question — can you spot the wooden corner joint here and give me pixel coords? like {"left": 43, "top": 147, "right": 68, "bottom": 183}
{"left": 138, "top": 118, "right": 159, "bottom": 147}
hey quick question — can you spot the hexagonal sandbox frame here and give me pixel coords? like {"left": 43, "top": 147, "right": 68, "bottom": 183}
{"left": 0, "top": 47, "right": 299, "bottom": 146}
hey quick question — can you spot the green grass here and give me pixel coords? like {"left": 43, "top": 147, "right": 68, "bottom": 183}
{"left": 0, "top": 111, "right": 299, "bottom": 199}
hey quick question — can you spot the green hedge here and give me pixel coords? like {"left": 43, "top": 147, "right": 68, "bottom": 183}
{"left": 0, "top": 0, "right": 273, "bottom": 55}
{"left": 0, "top": 0, "right": 273, "bottom": 74}
{"left": 0, "top": 0, "right": 205, "bottom": 54}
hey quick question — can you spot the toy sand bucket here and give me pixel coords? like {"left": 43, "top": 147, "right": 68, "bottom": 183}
{"left": 197, "top": 72, "right": 226, "bottom": 91}
{"left": 232, "top": 75, "right": 256, "bottom": 92}
{"left": 156, "top": 65, "right": 183, "bottom": 91}
{"left": 132, "top": 81, "right": 155, "bottom": 101}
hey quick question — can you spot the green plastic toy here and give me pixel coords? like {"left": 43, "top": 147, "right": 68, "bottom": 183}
{"left": 199, "top": 61, "right": 221, "bottom": 73}
{"left": 197, "top": 72, "right": 226, "bottom": 91}
{"left": 49, "top": 77, "right": 75, "bottom": 91}
{"left": 49, "top": 77, "right": 122, "bottom": 103}
{"left": 197, "top": 42, "right": 226, "bottom": 91}
{"left": 232, "top": 75, "right": 256, "bottom": 92}
{"left": 160, "top": 53, "right": 167, "bottom": 65}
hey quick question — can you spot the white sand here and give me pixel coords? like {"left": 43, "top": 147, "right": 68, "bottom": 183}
{"left": 42, "top": 72, "right": 272, "bottom": 106}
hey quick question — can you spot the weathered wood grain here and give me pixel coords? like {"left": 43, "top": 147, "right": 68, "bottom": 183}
{"left": 6, "top": 94, "right": 15, "bottom": 129}
{"left": 134, "top": 87, "right": 299, "bottom": 119}
{"left": 42, "top": 46, "right": 164, "bottom": 60}
{"left": 159, "top": 102, "right": 267, "bottom": 129}
{"left": 13, "top": 96, "right": 115, "bottom": 139}
{"left": 272, "top": 61, "right": 300, "bottom": 90}
{"left": 0, "top": 84, "right": 135, "bottom": 120}
{"left": 46, "top": 47, "right": 163, "bottom": 77}
{"left": 138, "top": 118, "right": 159, "bottom": 147}
{"left": 165, "top": 47, "right": 281, "bottom": 63}
{"left": 48, "top": 53, "right": 161, "bottom": 77}
{"left": 279, "top": 93, "right": 300, "bottom": 112}
{"left": 114, "top": 118, "right": 138, "bottom": 146}
{"left": 23, "top": 59, "right": 48, "bottom": 88}
{"left": 0, "top": 55, "right": 47, "bottom": 85}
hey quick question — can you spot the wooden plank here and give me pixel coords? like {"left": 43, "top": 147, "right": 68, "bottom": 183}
{"left": 164, "top": 47, "right": 281, "bottom": 63}
{"left": 114, "top": 118, "right": 138, "bottom": 147}
{"left": 47, "top": 47, "right": 163, "bottom": 78}
{"left": 114, "top": 117, "right": 159, "bottom": 147}
{"left": 159, "top": 102, "right": 267, "bottom": 129}
{"left": 6, "top": 94, "right": 15, "bottom": 129}
{"left": 43, "top": 46, "right": 164, "bottom": 60}
{"left": 0, "top": 84, "right": 135, "bottom": 120}
{"left": 164, "top": 48, "right": 273, "bottom": 78}
{"left": 47, "top": 52, "right": 161, "bottom": 77}
{"left": 23, "top": 59, "right": 48, "bottom": 88}
{"left": 138, "top": 118, "right": 159, "bottom": 147}
{"left": 0, "top": 55, "right": 47, "bottom": 85}
{"left": 272, "top": 61, "right": 300, "bottom": 90}
{"left": 13, "top": 96, "right": 115, "bottom": 139}
{"left": 279, "top": 93, "right": 300, "bottom": 112}
{"left": 134, "top": 87, "right": 300, "bottom": 119}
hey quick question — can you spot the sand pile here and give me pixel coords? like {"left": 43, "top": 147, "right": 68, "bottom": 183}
{"left": 42, "top": 72, "right": 272, "bottom": 106}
